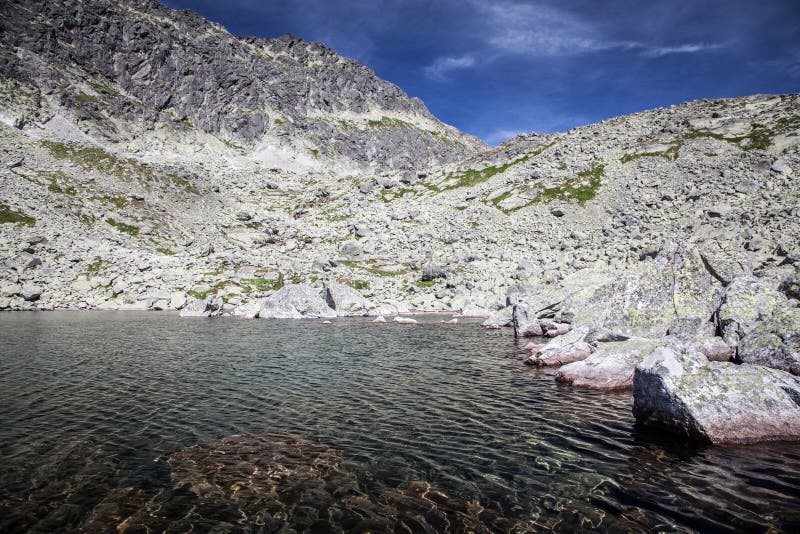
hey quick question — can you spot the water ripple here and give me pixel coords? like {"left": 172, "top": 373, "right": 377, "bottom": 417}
{"left": 0, "top": 312, "right": 799, "bottom": 532}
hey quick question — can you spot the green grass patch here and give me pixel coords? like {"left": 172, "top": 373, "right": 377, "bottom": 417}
{"left": 541, "top": 164, "right": 604, "bottom": 204}
{"left": 87, "top": 81, "right": 121, "bottom": 97}
{"left": 245, "top": 221, "right": 262, "bottom": 229}
{"left": 620, "top": 145, "right": 679, "bottom": 163}
{"left": 76, "top": 91, "right": 99, "bottom": 104}
{"left": 437, "top": 142, "right": 555, "bottom": 191}
{"left": 415, "top": 280, "right": 437, "bottom": 288}
{"left": 367, "top": 116, "right": 413, "bottom": 128}
{"left": 156, "top": 247, "right": 175, "bottom": 256}
{"left": 47, "top": 179, "right": 77, "bottom": 196}
{"left": 308, "top": 148, "right": 320, "bottom": 158}
{"left": 339, "top": 277, "right": 370, "bottom": 290}
{"left": 379, "top": 187, "right": 417, "bottom": 203}
{"left": 92, "top": 194, "right": 129, "bottom": 208}
{"left": 243, "top": 274, "right": 284, "bottom": 292}
{"left": 490, "top": 191, "right": 513, "bottom": 209}
{"left": 87, "top": 258, "right": 104, "bottom": 273}
{"left": 41, "top": 140, "right": 199, "bottom": 194}
{"left": 622, "top": 122, "right": 783, "bottom": 165}
{"left": 105, "top": 218, "right": 139, "bottom": 236}
{"left": 187, "top": 289, "right": 211, "bottom": 300}
{"left": 0, "top": 204, "right": 35, "bottom": 226}
{"left": 339, "top": 260, "right": 409, "bottom": 277}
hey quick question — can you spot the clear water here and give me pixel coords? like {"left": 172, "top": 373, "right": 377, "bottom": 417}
{"left": 0, "top": 312, "right": 798, "bottom": 532}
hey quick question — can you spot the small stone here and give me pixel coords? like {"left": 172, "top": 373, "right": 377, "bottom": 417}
{"left": 20, "top": 285, "right": 42, "bottom": 301}
{"left": 6, "top": 157, "right": 23, "bottom": 169}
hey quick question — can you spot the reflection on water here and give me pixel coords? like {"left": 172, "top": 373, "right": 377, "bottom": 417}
{"left": 0, "top": 312, "right": 798, "bottom": 532}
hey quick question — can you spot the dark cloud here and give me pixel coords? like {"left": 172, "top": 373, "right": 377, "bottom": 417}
{"left": 162, "top": 0, "right": 800, "bottom": 145}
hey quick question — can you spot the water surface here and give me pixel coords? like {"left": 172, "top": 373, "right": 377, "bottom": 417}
{"left": 0, "top": 312, "right": 798, "bottom": 532}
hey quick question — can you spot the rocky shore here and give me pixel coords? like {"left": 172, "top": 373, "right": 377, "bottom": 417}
{"left": 0, "top": 0, "right": 798, "bottom": 446}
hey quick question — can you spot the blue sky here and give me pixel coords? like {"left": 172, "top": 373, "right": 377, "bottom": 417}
{"left": 161, "top": 0, "right": 800, "bottom": 145}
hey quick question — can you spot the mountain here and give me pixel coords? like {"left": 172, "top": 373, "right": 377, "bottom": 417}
{"left": 0, "top": 0, "right": 485, "bottom": 172}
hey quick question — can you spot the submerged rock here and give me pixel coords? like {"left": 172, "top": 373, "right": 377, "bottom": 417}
{"left": 633, "top": 342, "right": 800, "bottom": 444}
{"left": 79, "top": 434, "right": 527, "bottom": 532}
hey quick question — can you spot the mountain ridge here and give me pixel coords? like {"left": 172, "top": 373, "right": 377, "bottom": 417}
{"left": 0, "top": 0, "right": 485, "bottom": 172}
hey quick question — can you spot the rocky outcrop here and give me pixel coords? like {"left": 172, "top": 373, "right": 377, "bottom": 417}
{"left": 717, "top": 276, "right": 800, "bottom": 374}
{"left": 258, "top": 283, "right": 336, "bottom": 319}
{"left": 555, "top": 337, "right": 661, "bottom": 390}
{"left": 633, "top": 341, "right": 800, "bottom": 444}
{"left": 322, "top": 280, "right": 374, "bottom": 315}
{"left": 178, "top": 296, "right": 223, "bottom": 317}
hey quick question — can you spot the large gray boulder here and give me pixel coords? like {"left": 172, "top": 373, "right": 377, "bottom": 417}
{"left": 258, "top": 284, "right": 336, "bottom": 319}
{"left": 634, "top": 341, "right": 800, "bottom": 444}
{"left": 179, "top": 296, "right": 223, "bottom": 318}
{"left": 737, "top": 306, "right": 800, "bottom": 375}
{"left": 512, "top": 305, "right": 543, "bottom": 337}
{"left": 542, "top": 243, "right": 723, "bottom": 339}
{"left": 717, "top": 276, "right": 800, "bottom": 374}
{"left": 322, "top": 281, "right": 374, "bottom": 315}
{"left": 555, "top": 337, "right": 661, "bottom": 390}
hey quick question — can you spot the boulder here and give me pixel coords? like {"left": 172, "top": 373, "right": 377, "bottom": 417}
{"left": 482, "top": 312, "right": 512, "bottom": 328}
{"left": 393, "top": 316, "right": 417, "bottom": 324}
{"left": 737, "top": 306, "right": 800, "bottom": 375}
{"left": 168, "top": 292, "right": 187, "bottom": 310}
{"left": 258, "top": 283, "right": 335, "bottom": 319}
{"left": 232, "top": 299, "right": 262, "bottom": 319}
{"left": 322, "top": 281, "right": 373, "bottom": 315}
{"left": 557, "top": 243, "right": 723, "bottom": 339}
{"left": 5, "top": 252, "right": 41, "bottom": 272}
{"left": 512, "top": 305, "right": 543, "bottom": 337}
{"left": 179, "top": 296, "right": 223, "bottom": 318}
{"left": 20, "top": 285, "right": 42, "bottom": 301}
{"left": 634, "top": 342, "right": 800, "bottom": 444}
{"left": 339, "top": 241, "right": 362, "bottom": 259}
{"left": 717, "top": 276, "right": 784, "bottom": 346}
{"left": 421, "top": 263, "right": 445, "bottom": 282}
{"left": 717, "top": 276, "right": 800, "bottom": 373}
{"left": 555, "top": 337, "right": 661, "bottom": 390}
{"left": 525, "top": 341, "right": 594, "bottom": 367}
{"left": 692, "top": 335, "right": 735, "bottom": 362}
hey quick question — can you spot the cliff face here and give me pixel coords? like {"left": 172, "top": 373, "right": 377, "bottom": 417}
{"left": 0, "top": 0, "right": 485, "bottom": 169}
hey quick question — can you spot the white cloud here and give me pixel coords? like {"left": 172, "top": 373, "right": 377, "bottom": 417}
{"left": 484, "top": 128, "right": 526, "bottom": 146}
{"left": 473, "top": 0, "right": 611, "bottom": 56}
{"left": 639, "top": 42, "right": 723, "bottom": 57}
{"left": 462, "top": 0, "right": 724, "bottom": 60}
{"left": 423, "top": 54, "right": 476, "bottom": 81}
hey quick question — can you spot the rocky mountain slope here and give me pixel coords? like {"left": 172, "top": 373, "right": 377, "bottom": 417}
{"left": 0, "top": 0, "right": 484, "bottom": 172}
{"left": 0, "top": 0, "right": 799, "bottom": 443}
